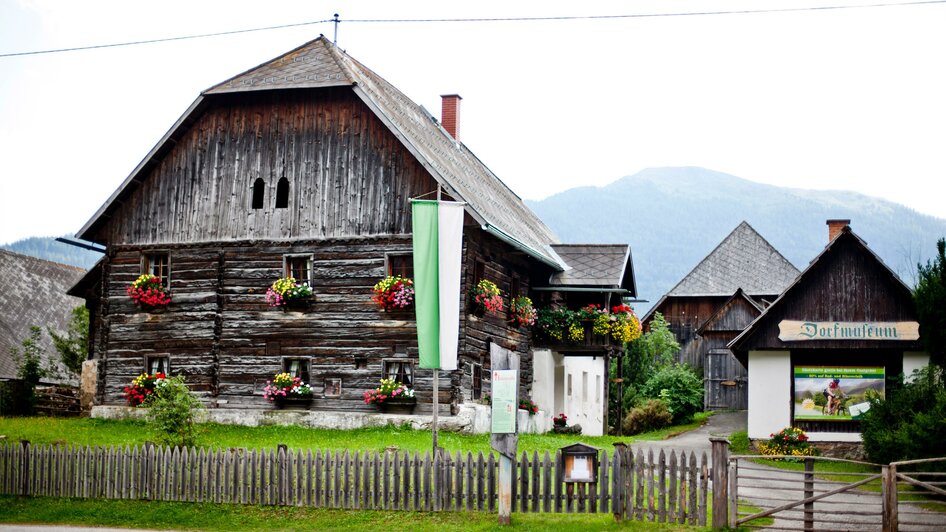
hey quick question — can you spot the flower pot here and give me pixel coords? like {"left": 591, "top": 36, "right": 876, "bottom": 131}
{"left": 274, "top": 396, "right": 313, "bottom": 410}
{"left": 378, "top": 397, "right": 416, "bottom": 414}
{"left": 281, "top": 297, "right": 313, "bottom": 311}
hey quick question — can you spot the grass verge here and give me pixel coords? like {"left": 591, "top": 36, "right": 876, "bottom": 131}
{"left": 0, "top": 496, "right": 709, "bottom": 531}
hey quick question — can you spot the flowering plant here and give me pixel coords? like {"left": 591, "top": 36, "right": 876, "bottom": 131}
{"left": 123, "top": 372, "right": 166, "bottom": 406}
{"left": 127, "top": 274, "right": 171, "bottom": 308}
{"left": 758, "top": 426, "right": 818, "bottom": 458}
{"left": 610, "top": 305, "right": 642, "bottom": 343}
{"left": 552, "top": 412, "right": 568, "bottom": 427}
{"left": 372, "top": 275, "right": 415, "bottom": 310}
{"left": 518, "top": 398, "right": 539, "bottom": 416}
{"left": 509, "top": 296, "right": 537, "bottom": 327}
{"left": 470, "top": 279, "right": 503, "bottom": 315}
{"left": 363, "top": 378, "right": 415, "bottom": 405}
{"left": 265, "top": 277, "right": 313, "bottom": 307}
{"left": 262, "top": 372, "right": 313, "bottom": 401}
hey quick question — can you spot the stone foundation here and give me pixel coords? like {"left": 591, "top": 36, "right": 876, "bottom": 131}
{"left": 91, "top": 403, "right": 553, "bottom": 435}
{"left": 750, "top": 439, "right": 866, "bottom": 460}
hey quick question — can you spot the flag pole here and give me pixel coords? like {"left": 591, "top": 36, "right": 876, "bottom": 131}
{"left": 432, "top": 185, "right": 442, "bottom": 458}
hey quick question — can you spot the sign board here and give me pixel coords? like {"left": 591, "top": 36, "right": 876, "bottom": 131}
{"left": 490, "top": 369, "right": 518, "bottom": 434}
{"left": 778, "top": 320, "right": 919, "bottom": 342}
{"left": 793, "top": 366, "right": 885, "bottom": 422}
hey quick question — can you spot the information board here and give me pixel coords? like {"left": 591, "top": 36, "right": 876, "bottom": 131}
{"left": 490, "top": 369, "right": 518, "bottom": 434}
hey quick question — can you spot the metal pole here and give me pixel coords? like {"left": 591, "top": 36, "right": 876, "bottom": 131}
{"left": 332, "top": 13, "right": 339, "bottom": 45}
{"left": 433, "top": 369, "right": 439, "bottom": 454}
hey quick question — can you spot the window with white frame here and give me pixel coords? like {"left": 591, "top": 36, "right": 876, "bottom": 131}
{"left": 282, "top": 358, "right": 311, "bottom": 384}
{"left": 383, "top": 359, "right": 414, "bottom": 388}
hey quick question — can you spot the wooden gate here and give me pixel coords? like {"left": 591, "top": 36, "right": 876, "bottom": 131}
{"left": 704, "top": 349, "right": 747, "bottom": 410}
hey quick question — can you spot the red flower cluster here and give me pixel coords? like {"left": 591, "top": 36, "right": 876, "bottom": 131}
{"left": 127, "top": 275, "right": 171, "bottom": 308}
{"left": 518, "top": 398, "right": 539, "bottom": 415}
{"left": 123, "top": 372, "right": 166, "bottom": 406}
{"left": 552, "top": 412, "right": 568, "bottom": 426}
{"left": 611, "top": 304, "right": 633, "bottom": 315}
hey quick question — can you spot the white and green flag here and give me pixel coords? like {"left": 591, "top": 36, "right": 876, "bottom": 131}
{"left": 412, "top": 200, "right": 464, "bottom": 371}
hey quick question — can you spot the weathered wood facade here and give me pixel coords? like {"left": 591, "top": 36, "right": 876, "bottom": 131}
{"left": 697, "top": 290, "right": 760, "bottom": 410}
{"left": 731, "top": 224, "right": 929, "bottom": 441}
{"left": 73, "top": 37, "right": 632, "bottom": 424}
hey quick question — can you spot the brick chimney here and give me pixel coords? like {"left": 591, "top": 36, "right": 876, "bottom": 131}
{"left": 826, "top": 219, "right": 851, "bottom": 242}
{"left": 441, "top": 94, "right": 462, "bottom": 141}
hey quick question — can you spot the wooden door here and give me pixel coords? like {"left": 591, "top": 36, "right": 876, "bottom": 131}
{"left": 704, "top": 349, "right": 748, "bottom": 410}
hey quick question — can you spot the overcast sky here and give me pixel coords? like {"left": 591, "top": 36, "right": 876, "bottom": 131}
{"left": 2, "top": 0, "right": 945, "bottom": 245}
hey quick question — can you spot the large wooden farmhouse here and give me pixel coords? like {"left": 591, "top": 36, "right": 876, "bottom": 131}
{"left": 642, "top": 221, "right": 799, "bottom": 410}
{"left": 72, "top": 37, "right": 636, "bottom": 435}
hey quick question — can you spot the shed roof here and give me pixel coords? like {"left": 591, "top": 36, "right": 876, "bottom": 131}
{"left": 0, "top": 250, "right": 85, "bottom": 382}
{"left": 78, "top": 37, "right": 564, "bottom": 269}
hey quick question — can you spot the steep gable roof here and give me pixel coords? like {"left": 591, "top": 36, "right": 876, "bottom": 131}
{"left": 697, "top": 288, "right": 763, "bottom": 335}
{"left": 729, "top": 226, "right": 921, "bottom": 364}
{"left": 668, "top": 221, "right": 798, "bottom": 297}
{"left": 548, "top": 244, "right": 636, "bottom": 295}
{"left": 79, "top": 37, "right": 564, "bottom": 269}
{"left": 0, "top": 250, "right": 85, "bottom": 382}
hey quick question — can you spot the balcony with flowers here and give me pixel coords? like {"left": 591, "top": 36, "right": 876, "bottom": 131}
{"left": 532, "top": 303, "right": 641, "bottom": 353}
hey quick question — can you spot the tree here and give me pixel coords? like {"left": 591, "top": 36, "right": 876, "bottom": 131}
{"left": 609, "top": 312, "right": 681, "bottom": 427}
{"left": 146, "top": 376, "right": 204, "bottom": 448}
{"left": 10, "top": 326, "right": 49, "bottom": 386}
{"left": 47, "top": 305, "right": 89, "bottom": 377}
{"left": 914, "top": 238, "right": 946, "bottom": 369}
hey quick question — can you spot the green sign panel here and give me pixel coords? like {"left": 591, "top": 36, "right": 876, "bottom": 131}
{"left": 491, "top": 369, "right": 518, "bottom": 434}
{"left": 793, "top": 366, "right": 885, "bottom": 422}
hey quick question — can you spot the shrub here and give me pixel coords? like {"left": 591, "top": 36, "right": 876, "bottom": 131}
{"left": 860, "top": 367, "right": 946, "bottom": 464}
{"left": 622, "top": 399, "right": 673, "bottom": 435}
{"left": 145, "top": 376, "right": 203, "bottom": 448}
{"left": 758, "top": 427, "right": 817, "bottom": 458}
{"left": 640, "top": 363, "right": 703, "bottom": 424}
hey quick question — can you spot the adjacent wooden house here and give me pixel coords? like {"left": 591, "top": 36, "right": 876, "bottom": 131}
{"left": 72, "top": 37, "right": 636, "bottom": 434}
{"left": 642, "top": 221, "right": 799, "bottom": 410}
{"left": 730, "top": 221, "right": 928, "bottom": 443}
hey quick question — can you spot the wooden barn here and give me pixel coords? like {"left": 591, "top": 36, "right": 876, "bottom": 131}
{"left": 642, "top": 221, "right": 799, "bottom": 410}
{"left": 71, "top": 37, "right": 636, "bottom": 433}
{"left": 730, "top": 221, "right": 929, "bottom": 443}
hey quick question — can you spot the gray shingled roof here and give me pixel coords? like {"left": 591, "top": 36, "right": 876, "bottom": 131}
{"left": 81, "top": 37, "right": 563, "bottom": 268}
{"left": 0, "top": 250, "right": 85, "bottom": 382}
{"left": 548, "top": 245, "right": 635, "bottom": 293}
{"left": 667, "top": 221, "right": 799, "bottom": 297}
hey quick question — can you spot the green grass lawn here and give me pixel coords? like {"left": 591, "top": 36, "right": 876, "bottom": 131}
{"left": 0, "top": 496, "right": 711, "bottom": 531}
{"left": 0, "top": 412, "right": 712, "bottom": 455}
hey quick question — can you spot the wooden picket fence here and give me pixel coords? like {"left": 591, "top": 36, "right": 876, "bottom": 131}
{"left": 0, "top": 441, "right": 708, "bottom": 524}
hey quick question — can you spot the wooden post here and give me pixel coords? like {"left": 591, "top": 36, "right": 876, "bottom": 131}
{"left": 432, "top": 369, "right": 439, "bottom": 456}
{"left": 882, "top": 464, "right": 898, "bottom": 532}
{"left": 803, "top": 458, "right": 814, "bottom": 531}
{"left": 709, "top": 438, "right": 729, "bottom": 530}
{"left": 20, "top": 440, "right": 30, "bottom": 497}
{"left": 727, "top": 456, "right": 738, "bottom": 529}
{"left": 612, "top": 443, "right": 626, "bottom": 522}
{"left": 490, "top": 344, "right": 519, "bottom": 526}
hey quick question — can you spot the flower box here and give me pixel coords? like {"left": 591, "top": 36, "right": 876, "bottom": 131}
{"left": 274, "top": 395, "right": 313, "bottom": 410}
{"left": 378, "top": 396, "right": 417, "bottom": 414}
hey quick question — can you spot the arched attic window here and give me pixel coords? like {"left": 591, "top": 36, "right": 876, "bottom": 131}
{"left": 275, "top": 177, "right": 289, "bottom": 209}
{"left": 251, "top": 178, "right": 265, "bottom": 210}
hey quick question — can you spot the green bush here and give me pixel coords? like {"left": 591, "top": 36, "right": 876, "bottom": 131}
{"left": 640, "top": 363, "right": 704, "bottom": 424}
{"left": 145, "top": 376, "right": 204, "bottom": 448}
{"left": 861, "top": 367, "right": 946, "bottom": 464}
{"left": 622, "top": 399, "right": 673, "bottom": 435}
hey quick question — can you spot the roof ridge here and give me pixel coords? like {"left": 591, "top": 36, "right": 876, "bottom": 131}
{"left": 0, "top": 248, "right": 87, "bottom": 273}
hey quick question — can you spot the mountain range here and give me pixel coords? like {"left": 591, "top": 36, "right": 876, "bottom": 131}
{"left": 5, "top": 167, "right": 946, "bottom": 315}
{"left": 527, "top": 167, "right": 946, "bottom": 313}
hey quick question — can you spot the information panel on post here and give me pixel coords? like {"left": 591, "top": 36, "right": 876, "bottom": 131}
{"left": 490, "top": 369, "right": 518, "bottom": 434}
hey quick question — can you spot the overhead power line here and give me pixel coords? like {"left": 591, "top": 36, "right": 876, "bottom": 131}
{"left": 2, "top": 0, "right": 945, "bottom": 59}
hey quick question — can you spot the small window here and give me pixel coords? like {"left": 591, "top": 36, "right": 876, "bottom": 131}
{"left": 146, "top": 355, "right": 168, "bottom": 375}
{"left": 473, "top": 260, "right": 486, "bottom": 286}
{"left": 285, "top": 255, "right": 312, "bottom": 284}
{"left": 143, "top": 253, "right": 170, "bottom": 289}
{"left": 252, "top": 178, "right": 265, "bottom": 209}
{"left": 582, "top": 371, "right": 589, "bottom": 402}
{"left": 324, "top": 377, "right": 342, "bottom": 398}
{"left": 383, "top": 359, "right": 414, "bottom": 388}
{"left": 596, "top": 375, "right": 602, "bottom": 403}
{"left": 282, "top": 358, "right": 310, "bottom": 384}
{"left": 471, "top": 363, "right": 483, "bottom": 401}
{"left": 386, "top": 253, "right": 413, "bottom": 279}
{"left": 567, "top": 374, "right": 573, "bottom": 397}
{"left": 510, "top": 276, "right": 521, "bottom": 299}
{"left": 275, "top": 177, "right": 289, "bottom": 209}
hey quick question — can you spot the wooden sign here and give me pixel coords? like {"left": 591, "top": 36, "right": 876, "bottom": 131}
{"left": 778, "top": 320, "right": 919, "bottom": 342}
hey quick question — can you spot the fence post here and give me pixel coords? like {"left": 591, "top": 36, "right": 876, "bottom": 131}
{"left": 710, "top": 437, "right": 729, "bottom": 530}
{"left": 144, "top": 441, "right": 155, "bottom": 501}
{"left": 727, "top": 456, "right": 738, "bottom": 528}
{"left": 882, "top": 464, "right": 898, "bottom": 532}
{"left": 804, "top": 458, "right": 814, "bottom": 531}
{"left": 612, "top": 443, "right": 627, "bottom": 522}
{"left": 20, "top": 440, "right": 30, "bottom": 497}
{"left": 277, "top": 444, "right": 287, "bottom": 506}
